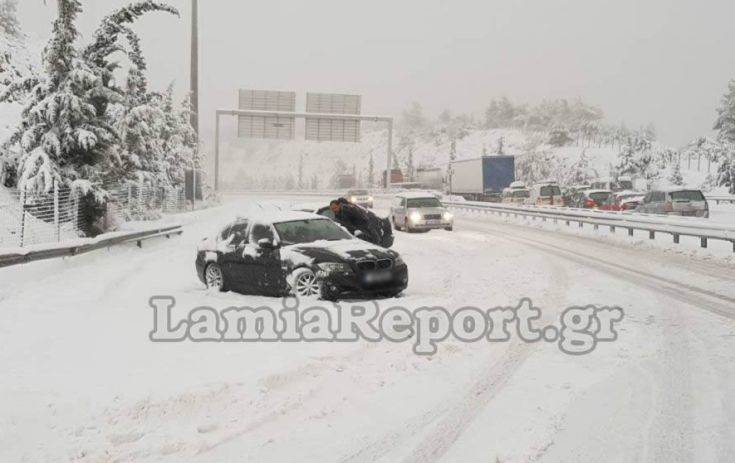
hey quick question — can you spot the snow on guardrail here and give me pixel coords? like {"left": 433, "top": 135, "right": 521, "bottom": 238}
{"left": 444, "top": 200, "right": 735, "bottom": 251}
{"left": 706, "top": 194, "right": 735, "bottom": 205}
{"left": 0, "top": 224, "right": 183, "bottom": 268}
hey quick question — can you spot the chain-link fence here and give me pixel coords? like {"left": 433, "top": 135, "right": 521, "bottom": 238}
{"left": 105, "top": 184, "right": 186, "bottom": 222}
{"left": 1, "top": 183, "right": 187, "bottom": 249}
{"left": 0, "top": 184, "right": 85, "bottom": 248}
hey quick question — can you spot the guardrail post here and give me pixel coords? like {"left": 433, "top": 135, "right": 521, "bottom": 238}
{"left": 610, "top": 225, "right": 615, "bottom": 233}
{"left": 649, "top": 230, "right": 655, "bottom": 240}
{"left": 593, "top": 223, "right": 599, "bottom": 230}
{"left": 53, "top": 181, "right": 60, "bottom": 242}
{"left": 578, "top": 221, "right": 583, "bottom": 228}
{"left": 628, "top": 228, "right": 634, "bottom": 237}
{"left": 700, "top": 237, "right": 708, "bottom": 248}
{"left": 19, "top": 190, "right": 26, "bottom": 247}
{"left": 673, "top": 234, "right": 680, "bottom": 244}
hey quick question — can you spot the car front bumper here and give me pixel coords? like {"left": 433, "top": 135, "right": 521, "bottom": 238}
{"left": 319, "top": 264, "right": 409, "bottom": 296}
{"left": 407, "top": 219, "right": 453, "bottom": 230}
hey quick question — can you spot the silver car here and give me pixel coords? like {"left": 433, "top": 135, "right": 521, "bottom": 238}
{"left": 636, "top": 189, "right": 709, "bottom": 218}
{"left": 390, "top": 193, "right": 453, "bottom": 232}
{"left": 346, "top": 189, "right": 373, "bottom": 208}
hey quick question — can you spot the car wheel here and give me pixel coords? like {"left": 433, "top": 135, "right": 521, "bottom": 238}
{"left": 444, "top": 226, "right": 453, "bottom": 231}
{"left": 204, "top": 263, "right": 226, "bottom": 291}
{"left": 290, "top": 268, "right": 321, "bottom": 297}
{"left": 392, "top": 216, "right": 401, "bottom": 231}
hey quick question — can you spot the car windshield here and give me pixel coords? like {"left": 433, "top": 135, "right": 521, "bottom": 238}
{"left": 406, "top": 197, "right": 441, "bottom": 208}
{"left": 618, "top": 180, "right": 634, "bottom": 190}
{"left": 670, "top": 190, "right": 705, "bottom": 201}
{"left": 274, "top": 219, "right": 352, "bottom": 244}
{"left": 512, "top": 190, "right": 530, "bottom": 198}
{"left": 540, "top": 185, "right": 562, "bottom": 196}
{"left": 348, "top": 190, "right": 368, "bottom": 196}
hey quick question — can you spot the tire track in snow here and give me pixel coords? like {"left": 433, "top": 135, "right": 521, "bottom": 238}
{"left": 337, "top": 231, "right": 573, "bottom": 463}
{"left": 459, "top": 219, "right": 735, "bottom": 320}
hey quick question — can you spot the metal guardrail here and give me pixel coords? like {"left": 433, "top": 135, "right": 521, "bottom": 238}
{"left": 444, "top": 201, "right": 735, "bottom": 252}
{"left": 706, "top": 194, "right": 735, "bottom": 205}
{"left": 0, "top": 224, "right": 183, "bottom": 268}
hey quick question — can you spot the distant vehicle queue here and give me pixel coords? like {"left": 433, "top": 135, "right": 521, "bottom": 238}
{"left": 498, "top": 180, "right": 709, "bottom": 218}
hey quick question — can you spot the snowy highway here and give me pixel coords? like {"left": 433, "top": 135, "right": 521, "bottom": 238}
{"left": 2, "top": 193, "right": 735, "bottom": 462}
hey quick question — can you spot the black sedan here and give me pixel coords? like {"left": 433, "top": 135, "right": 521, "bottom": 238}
{"left": 195, "top": 212, "right": 408, "bottom": 300}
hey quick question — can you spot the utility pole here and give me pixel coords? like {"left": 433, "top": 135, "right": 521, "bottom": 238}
{"left": 190, "top": 0, "right": 199, "bottom": 207}
{"left": 190, "top": 0, "right": 199, "bottom": 134}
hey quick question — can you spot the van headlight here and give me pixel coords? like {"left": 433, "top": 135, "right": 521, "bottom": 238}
{"left": 349, "top": 196, "right": 357, "bottom": 203}
{"left": 409, "top": 212, "right": 422, "bottom": 223}
{"left": 443, "top": 211, "right": 453, "bottom": 221}
{"left": 317, "top": 262, "right": 351, "bottom": 273}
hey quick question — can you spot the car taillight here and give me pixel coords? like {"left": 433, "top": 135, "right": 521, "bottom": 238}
{"left": 585, "top": 199, "right": 595, "bottom": 208}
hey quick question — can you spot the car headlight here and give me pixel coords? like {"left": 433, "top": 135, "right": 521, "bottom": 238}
{"left": 368, "top": 196, "right": 374, "bottom": 202}
{"left": 393, "top": 255, "right": 405, "bottom": 267}
{"left": 349, "top": 196, "right": 357, "bottom": 203}
{"left": 443, "top": 211, "right": 453, "bottom": 221}
{"left": 409, "top": 211, "right": 422, "bottom": 223}
{"left": 317, "top": 262, "right": 351, "bottom": 273}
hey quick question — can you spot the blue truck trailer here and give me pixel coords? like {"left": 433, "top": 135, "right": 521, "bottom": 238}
{"left": 448, "top": 156, "right": 515, "bottom": 201}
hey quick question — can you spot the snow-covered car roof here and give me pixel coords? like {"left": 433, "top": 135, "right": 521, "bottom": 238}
{"left": 235, "top": 210, "right": 325, "bottom": 224}
{"left": 615, "top": 190, "right": 645, "bottom": 197}
{"left": 394, "top": 191, "right": 441, "bottom": 199}
{"left": 509, "top": 181, "right": 526, "bottom": 189}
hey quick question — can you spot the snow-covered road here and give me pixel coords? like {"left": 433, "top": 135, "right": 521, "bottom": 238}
{"left": 1, "top": 194, "right": 734, "bottom": 462}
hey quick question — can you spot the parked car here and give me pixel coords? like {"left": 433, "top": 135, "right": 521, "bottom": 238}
{"left": 575, "top": 189, "right": 617, "bottom": 210}
{"left": 590, "top": 177, "right": 634, "bottom": 192}
{"left": 346, "top": 189, "right": 373, "bottom": 208}
{"left": 564, "top": 184, "right": 591, "bottom": 208}
{"left": 390, "top": 192, "right": 453, "bottom": 232}
{"left": 614, "top": 190, "right": 645, "bottom": 211}
{"left": 501, "top": 187, "right": 530, "bottom": 204}
{"left": 636, "top": 189, "right": 709, "bottom": 218}
{"left": 196, "top": 212, "right": 408, "bottom": 299}
{"left": 526, "top": 181, "right": 563, "bottom": 206}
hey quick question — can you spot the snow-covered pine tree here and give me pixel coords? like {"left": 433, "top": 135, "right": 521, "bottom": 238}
{"left": 110, "top": 66, "right": 167, "bottom": 185}
{"left": 714, "top": 80, "right": 735, "bottom": 144}
{"left": 615, "top": 136, "right": 637, "bottom": 176}
{"left": 713, "top": 80, "right": 735, "bottom": 193}
{"left": 367, "top": 152, "right": 374, "bottom": 188}
{"left": 85, "top": 2, "right": 179, "bottom": 187}
{"left": 668, "top": 160, "right": 684, "bottom": 186}
{"left": 0, "top": 0, "right": 33, "bottom": 101}
{"left": 9, "top": 0, "right": 115, "bottom": 198}
{"left": 147, "top": 84, "right": 197, "bottom": 187}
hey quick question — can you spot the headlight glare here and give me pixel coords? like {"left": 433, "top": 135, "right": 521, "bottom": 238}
{"left": 443, "top": 211, "right": 453, "bottom": 221}
{"left": 409, "top": 212, "right": 422, "bottom": 222}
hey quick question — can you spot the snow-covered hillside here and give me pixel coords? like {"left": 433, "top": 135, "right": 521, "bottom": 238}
{"left": 218, "top": 127, "right": 623, "bottom": 190}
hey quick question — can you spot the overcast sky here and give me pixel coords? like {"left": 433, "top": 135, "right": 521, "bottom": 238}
{"left": 16, "top": 0, "right": 735, "bottom": 147}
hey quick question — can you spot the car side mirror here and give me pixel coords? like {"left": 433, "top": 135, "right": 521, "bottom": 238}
{"left": 257, "top": 238, "right": 277, "bottom": 249}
